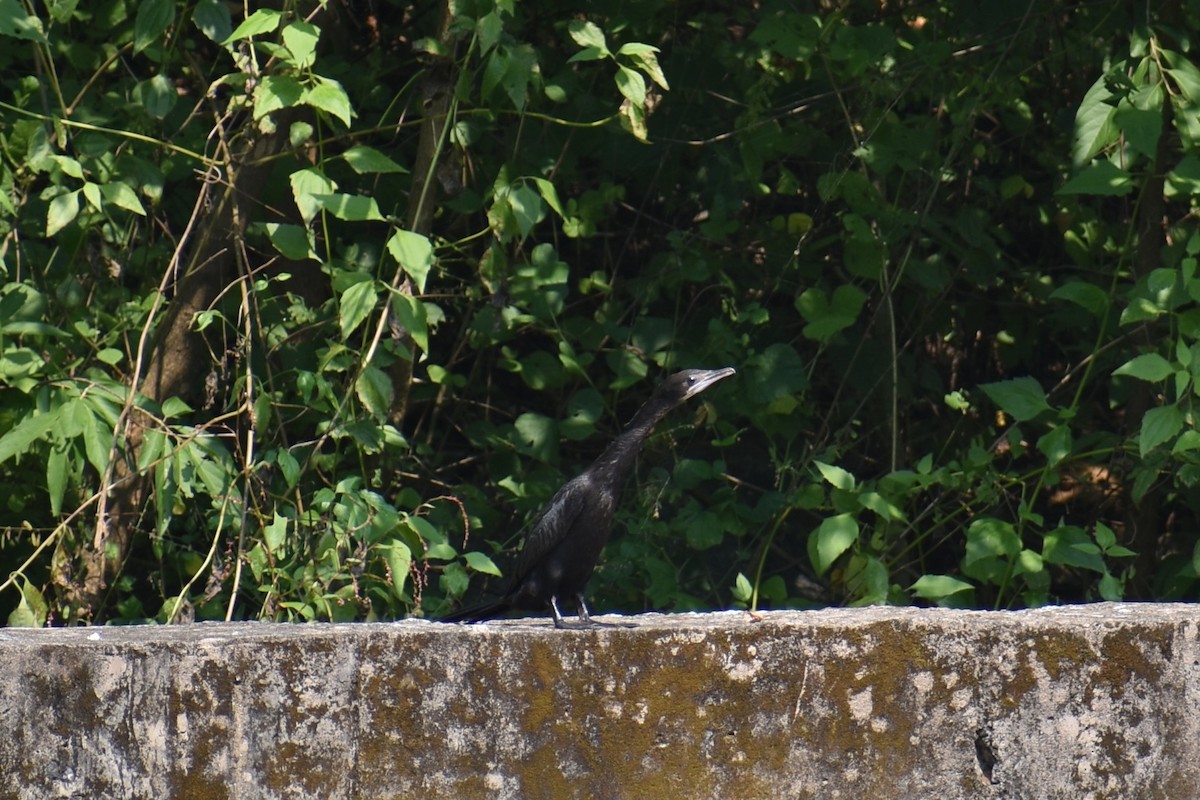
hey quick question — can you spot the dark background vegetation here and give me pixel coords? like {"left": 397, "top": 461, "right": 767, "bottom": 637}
{"left": 2, "top": 0, "right": 1199, "bottom": 625}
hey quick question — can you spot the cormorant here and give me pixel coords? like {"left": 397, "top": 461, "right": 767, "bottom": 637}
{"left": 442, "top": 366, "right": 736, "bottom": 628}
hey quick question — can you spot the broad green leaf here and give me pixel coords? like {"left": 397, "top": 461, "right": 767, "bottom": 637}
{"left": 281, "top": 20, "right": 319, "bottom": 69}
{"left": 910, "top": 574, "right": 974, "bottom": 601}
{"left": 338, "top": 277, "right": 377, "bottom": 340}
{"left": 263, "top": 511, "right": 288, "bottom": 552}
{"left": 1139, "top": 404, "right": 1184, "bottom": 455}
{"left": 290, "top": 167, "right": 335, "bottom": 225}
{"left": 532, "top": 178, "right": 564, "bottom": 217}
{"left": 815, "top": 460, "right": 855, "bottom": 491}
{"left": 133, "top": 0, "right": 174, "bottom": 54}
{"left": 311, "top": 193, "right": 383, "bottom": 221}
{"left": 223, "top": 7, "right": 281, "bottom": 44}
{"left": 133, "top": 74, "right": 176, "bottom": 119}
{"left": 1114, "top": 353, "right": 1174, "bottom": 382}
{"left": 514, "top": 412, "right": 557, "bottom": 462}
{"left": 254, "top": 74, "right": 304, "bottom": 120}
{"left": 963, "top": 517, "right": 1020, "bottom": 582}
{"left": 506, "top": 184, "right": 544, "bottom": 237}
{"left": 464, "top": 551, "right": 502, "bottom": 577}
{"left": 979, "top": 376, "right": 1052, "bottom": 422}
{"left": 100, "top": 181, "right": 147, "bottom": 215}
{"left": 615, "top": 65, "right": 646, "bottom": 107}
{"left": 567, "top": 19, "right": 607, "bottom": 52}
{"left": 0, "top": 0, "right": 48, "bottom": 43}
{"left": 1042, "top": 525, "right": 1106, "bottom": 572}
{"left": 1058, "top": 160, "right": 1133, "bottom": 196}
{"left": 732, "top": 572, "right": 753, "bottom": 603}
{"left": 1049, "top": 280, "right": 1108, "bottom": 317}
{"left": 192, "top": 0, "right": 231, "bottom": 43}
{"left": 389, "top": 291, "right": 429, "bottom": 354}
{"left": 47, "top": 190, "right": 79, "bottom": 236}
{"left": 808, "top": 513, "right": 858, "bottom": 576}
{"left": 343, "top": 145, "right": 407, "bottom": 175}
{"left": 46, "top": 443, "right": 67, "bottom": 516}
{"left": 1072, "top": 69, "right": 1119, "bottom": 167}
{"left": 355, "top": 364, "right": 394, "bottom": 421}
{"left": 305, "top": 77, "right": 353, "bottom": 126}
{"left": 1113, "top": 104, "right": 1162, "bottom": 159}
{"left": 1036, "top": 425, "right": 1072, "bottom": 468}
{"left": 476, "top": 10, "right": 502, "bottom": 54}
{"left": 265, "top": 222, "right": 315, "bottom": 260}
{"left": 384, "top": 540, "right": 412, "bottom": 596}
{"left": 6, "top": 575, "right": 48, "bottom": 627}
{"left": 385, "top": 230, "right": 434, "bottom": 293}
{"left": 81, "top": 181, "right": 102, "bottom": 210}
{"left": 0, "top": 408, "right": 63, "bottom": 464}
{"left": 623, "top": 46, "right": 669, "bottom": 90}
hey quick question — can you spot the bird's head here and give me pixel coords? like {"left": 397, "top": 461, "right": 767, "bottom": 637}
{"left": 659, "top": 366, "right": 736, "bottom": 405}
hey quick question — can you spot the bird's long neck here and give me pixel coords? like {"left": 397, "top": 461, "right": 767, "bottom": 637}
{"left": 588, "top": 398, "right": 675, "bottom": 485}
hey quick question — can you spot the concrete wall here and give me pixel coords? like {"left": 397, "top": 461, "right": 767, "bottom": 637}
{"left": 0, "top": 603, "right": 1197, "bottom": 799}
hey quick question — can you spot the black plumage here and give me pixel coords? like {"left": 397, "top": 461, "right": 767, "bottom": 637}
{"left": 442, "top": 367, "right": 736, "bottom": 628}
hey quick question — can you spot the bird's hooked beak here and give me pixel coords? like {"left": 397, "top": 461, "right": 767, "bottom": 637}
{"left": 682, "top": 366, "right": 736, "bottom": 400}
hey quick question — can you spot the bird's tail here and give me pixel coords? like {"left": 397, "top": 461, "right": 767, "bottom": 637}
{"left": 439, "top": 598, "right": 511, "bottom": 624}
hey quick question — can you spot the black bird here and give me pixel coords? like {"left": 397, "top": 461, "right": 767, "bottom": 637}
{"left": 443, "top": 366, "right": 736, "bottom": 628}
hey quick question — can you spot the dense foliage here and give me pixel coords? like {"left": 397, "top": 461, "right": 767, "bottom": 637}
{"left": 2, "top": 0, "right": 1200, "bottom": 625}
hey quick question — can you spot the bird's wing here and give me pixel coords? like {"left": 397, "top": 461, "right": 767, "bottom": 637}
{"left": 510, "top": 476, "right": 590, "bottom": 581}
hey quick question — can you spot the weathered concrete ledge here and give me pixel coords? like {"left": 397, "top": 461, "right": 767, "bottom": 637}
{"left": 1, "top": 604, "right": 1197, "bottom": 799}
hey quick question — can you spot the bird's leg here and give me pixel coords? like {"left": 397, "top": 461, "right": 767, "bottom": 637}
{"left": 550, "top": 595, "right": 570, "bottom": 628}
{"left": 574, "top": 593, "right": 636, "bottom": 628}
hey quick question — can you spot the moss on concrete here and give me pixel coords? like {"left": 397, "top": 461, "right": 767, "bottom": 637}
{"left": 1, "top": 605, "right": 1198, "bottom": 799}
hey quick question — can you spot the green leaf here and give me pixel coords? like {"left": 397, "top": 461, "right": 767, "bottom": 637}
{"left": 464, "top": 551, "right": 503, "bottom": 577}
{"left": 1058, "top": 160, "right": 1134, "bottom": 196}
{"left": 263, "top": 511, "right": 288, "bottom": 552}
{"left": 281, "top": 20, "right": 320, "bottom": 69}
{"left": 963, "top": 517, "right": 1020, "bottom": 583}
{"left": 1139, "top": 404, "right": 1184, "bottom": 456}
{"left": 305, "top": 77, "right": 354, "bottom": 126}
{"left": 338, "top": 277, "right": 377, "bottom": 340}
{"left": 1042, "top": 525, "right": 1106, "bottom": 573}
{"left": 385, "top": 230, "right": 434, "bottom": 293}
{"left": 343, "top": 145, "right": 407, "bottom": 175}
{"left": 514, "top": 412, "right": 558, "bottom": 462}
{"left": 192, "top": 0, "right": 231, "bottom": 43}
{"left": 1072, "top": 69, "right": 1119, "bottom": 167}
{"left": 910, "top": 574, "right": 974, "bottom": 601}
{"left": 100, "top": 181, "right": 147, "bottom": 215}
{"left": 254, "top": 74, "right": 304, "bottom": 119}
{"left": 223, "top": 8, "right": 281, "bottom": 44}
{"left": 0, "top": 408, "right": 63, "bottom": 464}
{"left": 1049, "top": 280, "right": 1109, "bottom": 317}
{"left": 355, "top": 364, "right": 394, "bottom": 422}
{"left": 0, "top": 0, "right": 48, "bottom": 43}
{"left": 46, "top": 190, "right": 79, "bottom": 237}
{"left": 1036, "top": 425, "right": 1072, "bottom": 468}
{"left": 506, "top": 184, "right": 545, "bottom": 238}
{"left": 133, "top": 0, "right": 174, "bottom": 54}
{"left": 815, "top": 460, "right": 855, "bottom": 491}
{"left": 567, "top": 19, "right": 608, "bottom": 53}
{"left": 615, "top": 65, "right": 646, "bottom": 107}
{"left": 1114, "top": 353, "right": 1174, "bottom": 382}
{"left": 380, "top": 540, "right": 410, "bottom": 598}
{"left": 532, "top": 177, "right": 564, "bottom": 218}
{"left": 979, "top": 376, "right": 1052, "bottom": 422}
{"left": 1113, "top": 104, "right": 1162, "bottom": 159}
{"left": 6, "top": 575, "right": 48, "bottom": 627}
{"left": 46, "top": 443, "right": 66, "bottom": 516}
{"left": 311, "top": 193, "right": 383, "bottom": 222}
{"left": 389, "top": 291, "right": 429, "bottom": 354}
{"left": 808, "top": 513, "right": 858, "bottom": 576}
{"left": 133, "top": 74, "right": 176, "bottom": 120}
{"left": 266, "top": 222, "right": 315, "bottom": 261}
{"left": 623, "top": 46, "right": 669, "bottom": 91}
{"left": 732, "top": 572, "right": 753, "bottom": 604}
{"left": 290, "top": 167, "right": 335, "bottom": 225}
